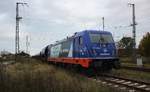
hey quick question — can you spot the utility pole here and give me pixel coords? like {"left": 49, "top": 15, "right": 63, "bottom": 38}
{"left": 102, "top": 17, "right": 105, "bottom": 31}
{"left": 128, "top": 3, "right": 137, "bottom": 62}
{"left": 15, "top": 2, "right": 27, "bottom": 60}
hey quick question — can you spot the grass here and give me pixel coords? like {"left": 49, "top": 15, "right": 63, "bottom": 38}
{"left": 111, "top": 69, "right": 150, "bottom": 83}
{"left": 121, "top": 62, "right": 150, "bottom": 68}
{"left": 120, "top": 57, "right": 133, "bottom": 63}
{"left": 0, "top": 54, "right": 15, "bottom": 62}
{"left": 0, "top": 57, "right": 121, "bottom": 92}
{"left": 120, "top": 57, "right": 150, "bottom": 67}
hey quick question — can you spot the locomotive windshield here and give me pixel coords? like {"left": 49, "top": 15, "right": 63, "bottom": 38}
{"left": 89, "top": 33, "right": 113, "bottom": 43}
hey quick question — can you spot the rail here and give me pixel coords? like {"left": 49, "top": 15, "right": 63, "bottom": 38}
{"left": 92, "top": 74, "right": 150, "bottom": 92}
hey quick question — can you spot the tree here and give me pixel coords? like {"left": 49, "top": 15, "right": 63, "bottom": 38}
{"left": 17, "top": 51, "right": 30, "bottom": 57}
{"left": 118, "top": 37, "right": 133, "bottom": 56}
{"left": 139, "top": 32, "right": 150, "bottom": 57}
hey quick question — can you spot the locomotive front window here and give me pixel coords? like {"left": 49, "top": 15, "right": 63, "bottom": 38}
{"left": 89, "top": 33, "right": 113, "bottom": 43}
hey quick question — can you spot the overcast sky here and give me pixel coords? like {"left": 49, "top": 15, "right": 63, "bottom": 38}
{"left": 0, "top": 0, "right": 150, "bottom": 55}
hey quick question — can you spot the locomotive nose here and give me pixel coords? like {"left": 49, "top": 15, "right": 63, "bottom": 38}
{"left": 91, "top": 43, "right": 116, "bottom": 57}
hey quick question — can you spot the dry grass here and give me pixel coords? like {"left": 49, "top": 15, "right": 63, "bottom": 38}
{"left": 0, "top": 57, "right": 119, "bottom": 92}
{"left": 120, "top": 57, "right": 150, "bottom": 64}
{"left": 111, "top": 69, "right": 150, "bottom": 82}
{"left": 122, "top": 62, "right": 150, "bottom": 68}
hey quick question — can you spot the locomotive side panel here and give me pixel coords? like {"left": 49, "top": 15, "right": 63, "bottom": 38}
{"left": 49, "top": 39, "right": 74, "bottom": 58}
{"left": 59, "top": 40, "right": 73, "bottom": 57}
{"left": 50, "top": 44, "right": 61, "bottom": 57}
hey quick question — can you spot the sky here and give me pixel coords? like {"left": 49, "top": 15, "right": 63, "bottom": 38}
{"left": 0, "top": 0, "right": 150, "bottom": 55}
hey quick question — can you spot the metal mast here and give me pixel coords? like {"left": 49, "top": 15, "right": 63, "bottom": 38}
{"left": 15, "top": 2, "right": 27, "bottom": 55}
{"left": 129, "top": 3, "right": 137, "bottom": 61}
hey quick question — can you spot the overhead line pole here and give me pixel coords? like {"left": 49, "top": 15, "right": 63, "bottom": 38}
{"left": 128, "top": 3, "right": 137, "bottom": 62}
{"left": 15, "top": 2, "right": 27, "bottom": 60}
{"left": 16, "top": 2, "right": 21, "bottom": 55}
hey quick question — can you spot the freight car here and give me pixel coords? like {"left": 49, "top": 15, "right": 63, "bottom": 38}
{"left": 40, "top": 30, "right": 120, "bottom": 71}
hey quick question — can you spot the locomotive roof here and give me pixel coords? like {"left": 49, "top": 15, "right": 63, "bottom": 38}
{"left": 50, "top": 30, "right": 112, "bottom": 46}
{"left": 75, "top": 30, "right": 111, "bottom": 36}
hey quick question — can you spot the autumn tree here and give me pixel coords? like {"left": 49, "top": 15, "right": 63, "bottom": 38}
{"left": 139, "top": 32, "right": 150, "bottom": 57}
{"left": 118, "top": 37, "right": 133, "bottom": 56}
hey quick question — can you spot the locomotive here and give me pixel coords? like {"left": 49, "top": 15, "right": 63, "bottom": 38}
{"left": 39, "top": 30, "right": 120, "bottom": 71}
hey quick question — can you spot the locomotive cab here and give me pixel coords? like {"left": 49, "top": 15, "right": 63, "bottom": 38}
{"left": 74, "top": 30, "right": 120, "bottom": 70}
{"left": 87, "top": 31, "right": 120, "bottom": 70}
{"left": 88, "top": 31, "right": 117, "bottom": 58}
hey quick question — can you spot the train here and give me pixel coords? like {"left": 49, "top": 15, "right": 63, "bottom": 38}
{"left": 38, "top": 30, "right": 120, "bottom": 72}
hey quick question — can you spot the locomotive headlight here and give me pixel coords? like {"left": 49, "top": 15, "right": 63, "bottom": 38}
{"left": 102, "top": 44, "right": 106, "bottom": 47}
{"left": 103, "top": 49, "right": 107, "bottom": 53}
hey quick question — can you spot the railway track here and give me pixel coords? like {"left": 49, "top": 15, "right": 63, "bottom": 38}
{"left": 122, "top": 65, "right": 150, "bottom": 73}
{"left": 91, "top": 74, "right": 150, "bottom": 92}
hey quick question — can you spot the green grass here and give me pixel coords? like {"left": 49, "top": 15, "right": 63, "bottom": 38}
{"left": 120, "top": 57, "right": 150, "bottom": 67}
{"left": 111, "top": 69, "right": 150, "bottom": 82}
{"left": 0, "top": 57, "right": 121, "bottom": 92}
{"left": 122, "top": 62, "right": 150, "bottom": 68}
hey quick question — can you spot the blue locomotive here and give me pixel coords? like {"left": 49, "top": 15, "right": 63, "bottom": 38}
{"left": 40, "top": 30, "right": 120, "bottom": 71}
